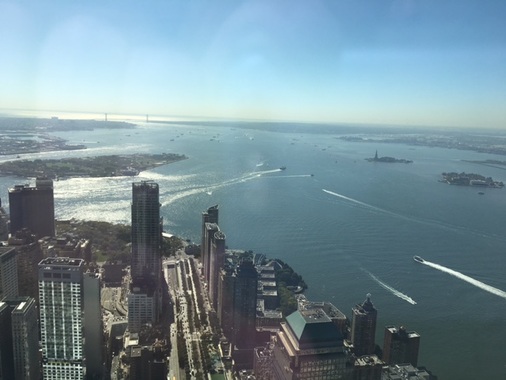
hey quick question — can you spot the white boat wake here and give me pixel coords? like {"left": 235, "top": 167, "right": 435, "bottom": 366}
{"left": 417, "top": 258, "right": 506, "bottom": 300}
{"left": 363, "top": 269, "right": 417, "bottom": 305}
{"left": 322, "top": 189, "right": 405, "bottom": 217}
{"left": 322, "top": 189, "right": 506, "bottom": 242}
{"left": 161, "top": 168, "right": 282, "bottom": 206}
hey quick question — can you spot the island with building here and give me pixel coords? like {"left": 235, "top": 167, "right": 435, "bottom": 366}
{"left": 441, "top": 172, "right": 504, "bottom": 187}
{"left": 366, "top": 150, "right": 413, "bottom": 163}
{"left": 0, "top": 153, "right": 187, "bottom": 178}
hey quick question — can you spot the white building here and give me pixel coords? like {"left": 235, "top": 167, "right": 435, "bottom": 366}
{"left": 38, "top": 257, "right": 85, "bottom": 380}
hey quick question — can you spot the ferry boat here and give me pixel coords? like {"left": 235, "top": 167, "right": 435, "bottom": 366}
{"left": 413, "top": 255, "right": 424, "bottom": 263}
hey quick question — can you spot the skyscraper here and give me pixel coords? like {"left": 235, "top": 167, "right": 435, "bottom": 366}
{"left": 351, "top": 294, "right": 378, "bottom": 356}
{"left": 232, "top": 260, "right": 258, "bottom": 348}
{"left": 209, "top": 230, "right": 226, "bottom": 308}
{"left": 83, "top": 272, "right": 104, "bottom": 379}
{"left": 201, "top": 205, "right": 218, "bottom": 281}
{"left": 0, "top": 297, "right": 40, "bottom": 380}
{"left": 9, "top": 177, "right": 55, "bottom": 238}
{"left": 38, "top": 257, "right": 85, "bottom": 380}
{"left": 0, "top": 300, "right": 15, "bottom": 379}
{"left": 271, "top": 307, "right": 349, "bottom": 379}
{"left": 131, "top": 181, "right": 162, "bottom": 284}
{"left": 383, "top": 325, "right": 421, "bottom": 367}
{"left": 129, "top": 181, "right": 162, "bottom": 332}
{"left": 0, "top": 246, "right": 18, "bottom": 300}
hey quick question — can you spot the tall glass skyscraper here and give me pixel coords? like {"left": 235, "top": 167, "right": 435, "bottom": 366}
{"left": 131, "top": 181, "right": 162, "bottom": 284}
{"left": 128, "top": 181, "right": 162, "bottom": 332}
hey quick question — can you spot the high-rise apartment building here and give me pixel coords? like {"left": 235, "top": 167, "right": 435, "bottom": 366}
{"left": 0, "top": 246, "right": 18, "bottom": 300}
{"left": 39, "top": 257, "right": 85, "bottom": 380}
{"left": 383, "top": 325, "right": 420, "bottom": 367}
{"left": 0, "top": 297, "right": 40, "bottom": 380}
{"left": 129, "top": 181, "right": 162, "bottom": 332}
{"left": 9, "top": 177, "right": 55, "bottom": 237}
{"left": 351, "top": 294, "right": 377, "bottom": 356}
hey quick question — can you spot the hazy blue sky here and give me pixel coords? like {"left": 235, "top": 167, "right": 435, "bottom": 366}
{"left": 1, "top": 0, "right": 505, "bottom": 127}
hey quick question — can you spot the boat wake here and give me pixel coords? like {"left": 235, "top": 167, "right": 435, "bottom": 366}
{"left": 161, "top": 168, "right": 282, "bottom": 206}
{"left": 418, "top": 258, "right": 506, "bottom": 300}
{"left": 363, "top": 269, "right": 417, "bottom": 305}
{"left": 322, "top": 189, "right": 506, "bottom": 243}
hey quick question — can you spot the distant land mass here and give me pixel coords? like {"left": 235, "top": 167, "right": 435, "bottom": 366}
{"left": 366, "top": 150, "right": 413, "bottom": 163}
{"left": 0, "top": 116, "right": 135, "bottom": 155}
{"left": 462, "top": 159, "right": 506, "bottom": 170}
{"left": 340, "top": 131, "right": 506, "bottom": 156}
{"left": 440, "top": 172, "right": 504, "bottom": 188}
{"left": 0, "top": 153, "right": 187, "bottom": 179}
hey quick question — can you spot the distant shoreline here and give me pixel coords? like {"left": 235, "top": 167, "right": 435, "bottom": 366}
{"left": 0, "top": 153, "right": 187, "bottom": 179}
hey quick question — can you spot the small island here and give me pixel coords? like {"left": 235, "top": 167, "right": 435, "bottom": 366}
{"left": 0, "top": 153, "right": 187, "bottom": 179}
{"left": 441, "top": 172, "right": 504, "bottom": 188}
{"left": 366, "top": 150, "right": 413, "bottom": 163}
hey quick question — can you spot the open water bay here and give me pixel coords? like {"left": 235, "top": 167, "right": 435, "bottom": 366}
{"left": 1, "top": 121, "right": 506, "bottom": 379}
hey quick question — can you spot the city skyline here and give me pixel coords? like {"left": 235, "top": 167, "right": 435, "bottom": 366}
{"left": 0, "top": 1, "right": 505, "bottom": 128}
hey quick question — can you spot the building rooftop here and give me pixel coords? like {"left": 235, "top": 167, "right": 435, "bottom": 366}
{"left": 39, "top": 257, "right": 84, "bottom": 266}
{"left": 285, "top": 309, "right": 343, "bottom": 347}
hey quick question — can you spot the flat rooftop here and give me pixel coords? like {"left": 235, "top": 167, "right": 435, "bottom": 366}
{"left": 39, "top": 257, "right": 84, "bottom": 266}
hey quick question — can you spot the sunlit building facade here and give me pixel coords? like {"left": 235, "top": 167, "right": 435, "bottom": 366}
{"left": 271, "top": 308, "right": 348, "bottom": 379}
{"left": 351, "top": 294, "right": 377, "bottom": 356}
{"left": 38, "top": 257, "right": 85, "bottom": 380}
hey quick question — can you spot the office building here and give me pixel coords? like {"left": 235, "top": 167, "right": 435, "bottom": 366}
{"left": 201, "top": 205, "right": 218, "bottom": 281}
{"left": 8, "top": 229, "right": 43, "bottom": 300}
{"left": 83, "top": 272, "right": 104, "bottom": 379}
{"left": 271, "top": 308, "right": 349, "bottom": 379}
{"left": 351, "top": 294, "right": 377, "bottom": 356}
{"left": 202, "top": 222, "right": 219, "bottom": 284}
{"left": 9, "top": 177, "right": 55, "bottom": 237}
{"left": 128, "top": 344, "right": 166, "bottom": 380}
{"left": 0, "top": 300, "right": 15, "bottom": 379}
{"left": 39, "top": 257, "right": 85, "bottom": 380}
{"left": 352, "top": 355, "right": 383, "bottom": 380}
{"left": 382, "top": 363, "right": 436, "bottom": 380}
{"left": 383, "top": 326, "right": 420, "bottom": 367}
{"left": 0, "top": 297, "right": 40, "bottom": 380}
{"left": 0, "top": 246, "right": 18, "bottom": 300}
{"left": 131, "top": 181, "right": 162, "bottom": 284}
{"left": 233, "top": 260, "right": 258, "bottom": 347}
{"left": 129, "top": 181, "right": 162, "bottom": 332}
{"left": 209, "top": 230, "right": 226, "bottom": 308}
{"left": 298, "top": 297, "right": 348, "bottom": 338}
{"left": 217, "top": 265, "right": 235, "bottom": 339}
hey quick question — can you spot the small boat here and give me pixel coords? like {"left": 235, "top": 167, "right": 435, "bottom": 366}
{"left": 413, "top": 256, "right": 424, "bottom": 263}
{"left": 280, "top": 166, "right": 286, "bottom": 170}
{"left": 478, "top": 192, "right": 485, "bottom": 195}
